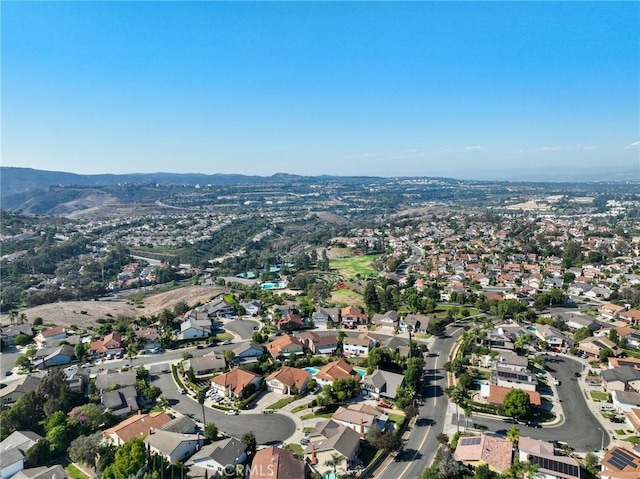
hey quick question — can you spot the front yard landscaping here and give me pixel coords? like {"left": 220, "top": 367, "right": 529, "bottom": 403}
{"left": 266, "top": 396, "right": 297, "bottom": 410}
{"left": 590, "top": 391, "right": 610, "bottom": 402}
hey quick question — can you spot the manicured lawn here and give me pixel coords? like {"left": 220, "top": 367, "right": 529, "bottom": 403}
{"left": 301, "top": 412, "right": 334, "bottom": 420}
{"left": 286, "top": 443, "right": 304, "bottom": 457}
{"left": 291, "top": 403, "right": 312, "bottom": 413}
{"left": 216, "top": 332, "right": 234, "bottom": 341}
{"left": 615, "top": 429, "right": 628, "bottom": 435}
{"left": 590, "top": 391, "right": 610, "bottom": 402}
{"left": 624, "top": 436, "right": 640, "bottom": 444}
{"left": 62, "top": 460, "right": 88, "bottom": 479}
{"left": 387, "top": 413, "right": 405, "bottom": 425}
{"left": 330, "top": 255, "right": 379, "bottom": 279}
{"left": 266, "top": 397, "right": 297, "bottom": 410}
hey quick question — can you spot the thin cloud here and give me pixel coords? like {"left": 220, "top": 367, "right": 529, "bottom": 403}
{"left": 465, "top": 146, "right": 483, "bottom": 152}
{"left": 626, "top": 141, "right": 640, "bottom": 149}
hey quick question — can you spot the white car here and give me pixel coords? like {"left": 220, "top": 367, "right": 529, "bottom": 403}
{"left": 225, "top": 409, "right": 239, "bottom": 416}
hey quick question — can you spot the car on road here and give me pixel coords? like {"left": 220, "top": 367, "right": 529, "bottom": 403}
{"left": 553, "top": 378, "right": 560, "bottom": 386}
{"left": 179, "top": 388, "right": 187, "bottom": 395}
{"left": 526, "top": 421, "right": 541, "bottom": 428}
{"left": 81, "top": 363, "right": 92, "bottom": 368}
{"left": 225, "top": 409, "right": 239, "bottom": 416}
{"left": 502, "top": 418, "right": 518, "bottom": 424}
{"left": 222, "top": 340, "right": 232, "bottom": 345}
{"left": 574, "top": 372, "right": 581, "bottom": 378}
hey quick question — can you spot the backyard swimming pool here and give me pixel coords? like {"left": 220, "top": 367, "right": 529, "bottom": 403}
{"left": 303, "top": 367, "right": 319, "bottom": 375}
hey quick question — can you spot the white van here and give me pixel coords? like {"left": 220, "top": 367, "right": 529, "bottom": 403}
{"left": 600, "top": 404, "right": 616, "bottom": 412}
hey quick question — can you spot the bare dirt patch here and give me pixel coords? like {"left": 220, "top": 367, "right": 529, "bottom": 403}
{"left": 12, "top": 285, "right": 228, "bottom": 330}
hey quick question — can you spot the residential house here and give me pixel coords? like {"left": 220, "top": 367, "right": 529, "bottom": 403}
{"left": 561, "top": 314, "right": 601, "bottom": 331}
{"left": 600, "top": 303, "right": 627, "bottom": 321}
{"left": 266, "top": 335, "right": 304, "bottom": 359}
{"left": 90, "top": 332, "right": 124, "bottom": 358}
{"left": 179, "top": 318, "right": 213, "bottom": 340}
{"left": 33, "top": 344, "right": 74, "bottom": 369}
{"left": 491, "top": 366, "right": 538, "bottom": 392}
{"left": 304, "top": 420, "right": 361, "bottom": 476}
{"left": 619, "top": 309, "right": 640, "bottom": 326}
{"left": 491, "top": 350, "right": 529, "bottom": 372}
{"left": 210, "top": 367, "right": 262, "bottom": 399}
{"left": 0, "top": 375, "right": 41, "bottom": 406}
{"left": 480, "top": 331, "right": 515, "bottom": 351}
{"left": 534, "top": 324, "right": 573, "bottom": 350}
{"left": 209, "top": 296, "right": 237, "bottom": 318}
{"left": 361, "top": 369, "right": 405, "bottom": 400}
{"left": 378, "top": 336, "right": 410, "bottom": 357}
{"left": 13, "top": 465, "right": 69, "bottom": 479}
{"left": 266, "top": 366, "right": 312, "bottom": 395}
{"left": 399, "top": 314, "right": 430, "bottom": 334}
{"left": 600, "top": 446, "right": 640, "bottom": 479}
{"left": 340, "top": 306, "right": 368, "bottom": 329}
{"left": 231, "top": 341, "right": 265, "bottom": 365}
{"left": 371, "top": 311, "right": 399, "bottom": 331}
{"left": 34, "top": 326, "right": 66, "bottom": 348}
{"left": 0, "top": 324, "right": 33, "bottom": 347}
{"left": 183, "top": 353, "right": 226, "bottom": 378}
{"left": 332, "top": 403, "right": 388, "bottom": 436}
{"left": 95, "top": 369, "right": 137, "bottom": 393}
{"left": 250, "top": 446, "right": 307, "bottom": 479}
{"left": 135, "top": 327, "right": 161, "bottom": 352}
{"left": 518, "top": 436, "right": 581, "bottom": 479}
{"left": 159, "top": 415, "right": 198, "bottom": 434}
{"left": 101, "top": 384, "right": 139, "bottom": 418}
{"left": 0, "top": 431, "right": 42, "bottom": 479}
{"left": 625, "top": 408, "right": 640, "bottom": 436}
{"left": 578, "top": 337, "right": 622, "bottom": 358}
{"left": 296, "top": 332, "right": 338, "bottom": 356}
{"left": 343, "top": 334, "right": 375, "bottom": 357}
{"left": 315, "top": 359, "right": 361, "bottom": 388}
{"left": 278, "top": 308, "right": 305, "bottom": 331}
{"left": 481, "top": 384, "right": 542, "bottom": 408}
{"left": 239, "top": 299, "right": 262, "bottom": 316}
{"left": 453, "top": 434, "right": 513, "bottom": 473}
{"left": 612, "top": 390, "right": 640, "bottom": 413}
{"left": 144, "top": 429, "right": 204, "bottom": 464}
{"left": 311, "top": 307, "right": 340, "bottom": 328}
{"left": 186, "top": 437, "right": 247, "bottom": 479}
{"left": 601, "top": 367, "right": 640, "bottom": 393}
{"left": 609, "top": 357, "right": 640, "bottom": 370}
{"left": 103, "top": 411, "right": 172, "bottom": 446}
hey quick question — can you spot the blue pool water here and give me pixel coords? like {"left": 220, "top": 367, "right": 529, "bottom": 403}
{"left": 260, "top": 281, "right": 287, "bottom": 290}
{"left": 355, "top": 368, "right": 367, "bottom": 377}
{"left": 526, "top": 326, "right": 537, "bottom": 332}
{"left": 303, "top": 367, "right": 319, "bottom": 375}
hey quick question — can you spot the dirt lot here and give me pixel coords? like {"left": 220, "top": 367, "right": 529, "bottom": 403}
{"left": 10, "top": 285, "right": 228, "bottom": 330}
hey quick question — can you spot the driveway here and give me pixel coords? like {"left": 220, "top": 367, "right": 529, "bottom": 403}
{"left": 148, "top": 364, "right": 296, "bottom": 444}
{"left": 223, "top": 318, "right": 260, "bottom": 340}
{"left": 458, "top": 355, "right": 609, "bottom": 452}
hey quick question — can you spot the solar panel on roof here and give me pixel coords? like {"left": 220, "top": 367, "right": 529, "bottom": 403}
{"left": 609, "top": 448, "right": 638, "bottom": 469}
{"left": 460, "top": 437, "right": 482, "bottom": 446}
{"left": 530, "top": 455, "right": 580, "bottom": 477}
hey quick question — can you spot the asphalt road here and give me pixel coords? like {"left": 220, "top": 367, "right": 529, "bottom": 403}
{"left": 223, "top": 318, "right": 260, "bottom": 340}
{"left": 148, "top": 364, "right": 296, "bottom": 445}
{"left": 377, "top": 323, "right": 466, "bottom": 479}
{"left": 457, "top": 355, "right": 609, "bottom": 452}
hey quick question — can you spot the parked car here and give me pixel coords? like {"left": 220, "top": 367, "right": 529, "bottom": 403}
{"left": 378, "top": 402, "right": 391, "bottom": 409}
{"left": 225, "top": 409, "right": 239, "bottom": 416}
{"left": 179, "top": 388, "right": 187, "bottom": 395}
{"left": 526, "top": 421, "right": 541, "bottom": 428}
{"left": 502, "top": 418, "right": 518, "bottom": 424}
{"left": 553, "top": 378, "right": 560, "bottom": 386}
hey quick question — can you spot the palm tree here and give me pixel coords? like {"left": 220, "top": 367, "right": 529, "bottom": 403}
{"left": 506, "top": 425, "right": 520, "bottom": 447}
{"left": 462, "top": 404, "right": 472, "bottom": 432}
{"left": 516, "top": 461, "right": 540, "bottom": 479}
{"left": 448, "top": 386, "right": 465, "bottom": 433}
{"left": 197, "top": 389, "right": 207, "bottom": 426}
{"left": 324, "top": 453, "right": 345, "bottom": 476}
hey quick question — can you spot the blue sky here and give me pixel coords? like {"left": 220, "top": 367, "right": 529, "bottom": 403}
{"left": 2, "top": 1, "right": 639, "bottom": 179}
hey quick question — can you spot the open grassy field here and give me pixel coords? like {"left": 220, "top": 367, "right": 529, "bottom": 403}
{"left": 330, "top": 288, "right": 364, "bottom": 307}
{"left": 330, "top": 254, "right": 379, "bottom": 278}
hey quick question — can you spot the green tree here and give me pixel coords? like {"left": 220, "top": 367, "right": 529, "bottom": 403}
{"left": 197, "top": 389, "right": 208, "bottom": 426}
{"left": 364, "top": 281, "right": 380, "bottom": 315}
{"left": 448, "top": 386, "right": 465, "bottom": 433}
{"left": 502, "top": 389, "right": 531, "bottom": 420}
{"left": 102, "top": 438, "right": 147, "bottom": 479}
{"left": 204, "top": 422, "right": 218, "bottom": 441}
{"left": 506, "top": 425, "right": 520, "bottom": 447}
{"left": 68, "top": 432, "right": 102, "bottom": 469}
{"left": 473, "top": 463, "right": 497, "bottom": 479}
{"left": 25, "top": 439, "right": 50, "bottom": 467}
{"left": 573, "top": 327, "right": 593, "bottom": 343}
{"left": 242, "top": 431, "right": 257, "bottom": 458}
{"left": 14, "top": 333, "right": 31, "bottom": 347}
{"left": 375, "top": 432, "right": 402, "bottom": 453}
{"left": 599, "top": 347, "right": 614, "bottom": 363}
